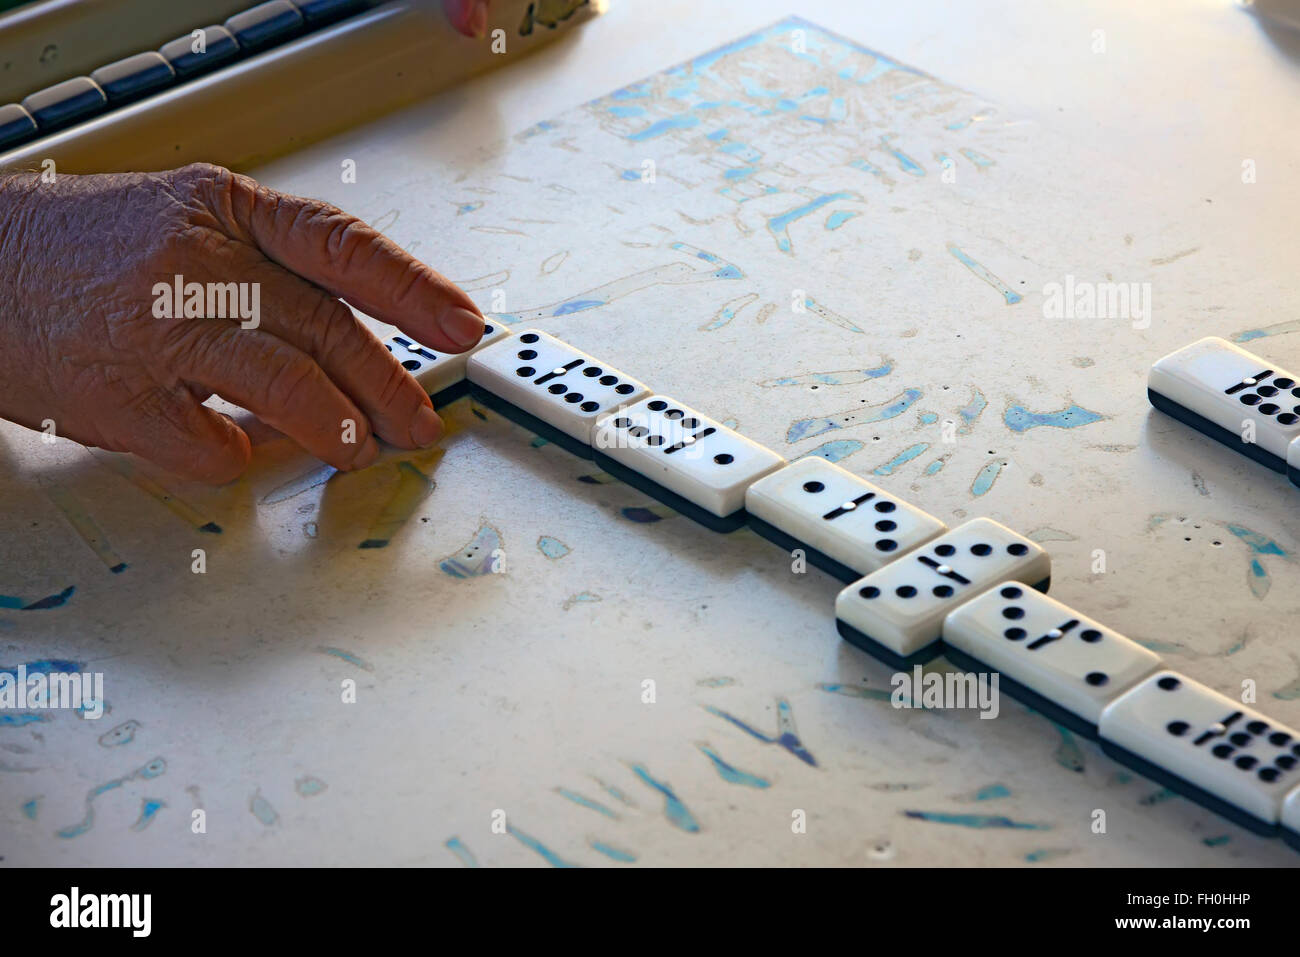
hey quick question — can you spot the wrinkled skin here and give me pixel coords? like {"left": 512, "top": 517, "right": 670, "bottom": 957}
{"left": 0, "top": 163, "right": 486, "bottom": 483}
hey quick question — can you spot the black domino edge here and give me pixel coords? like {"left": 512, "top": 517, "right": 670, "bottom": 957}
{"left": 1289, "top": 465, "right": 1300, "bottom": 489}
{"left": 746, "top": 513, "right": 862, "bottom": 582}
{"left": 1285, "top": 825, "right": 1300, "bottom": 853}
{"left": 1148, "top": 388, "right": 1287, "bottom": 474}
{"left": 834, "top": 576, "right": 1051, "bottom": 672}
{"left": 429, "top": 379, "right": 472, "bottom": 408}
{"left": 835, "top": 620, "right": 946, "bottom": 670}
{"left": 939, "top": 644, "right": 1099, "bottom": 740}
{"left": 452, "top": 387, "right": 753, "bottom": 532}
{"left": 1096, "top": 738, "right": 1280, "bottom": 838}
{"left": 467, "top": 385, "right": 595, "bottom": 460}
{"left": 592, "top": 450, "right": 748, "bottom": 533}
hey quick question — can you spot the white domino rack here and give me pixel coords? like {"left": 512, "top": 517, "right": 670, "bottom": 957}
{"left": 389, "top": 324, "right": 1300, "bottom": 854}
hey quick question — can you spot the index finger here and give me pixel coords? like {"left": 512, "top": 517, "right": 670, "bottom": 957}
{"left": 189, "top": 164, "right": 486, "bottom": 355}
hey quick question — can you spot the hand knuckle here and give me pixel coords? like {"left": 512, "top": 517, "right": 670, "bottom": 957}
{"left": 376, "top": 355, "right": 418, "bottom": 408}
{"left": 171, "top": 161, "right": 232, "bottom": 194}
{"left": 305, "top": 296, "right": 354, "bottom": 358}
{"left": 307, "top": 205, "right": 374, "bottom": 268}
{"left": 389, "top": 259, "right": 429, "bottom": 309}
{"left": 263, "top": 352, "right": 317, "bottom": 409}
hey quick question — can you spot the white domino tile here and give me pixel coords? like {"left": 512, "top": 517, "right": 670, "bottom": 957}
{"left": 384, "top": 320, "right": 511, "bottom": 398}
{"left": 834, "top": 517, "right": 1050, "bottom": 666}
{"left": 943, "top": 583, "right": 1160, "bottom": 731}
{"left": 592, "top": 395, "right": 785, "bottom": 519}
{"left": 1283, "top": 784, "right": 1300, "bottom": 847}
{"left": 467, "top": 329, "right": 649, "bottom": 444}
{"left": 1148, "top": 336, "right": 1300, "bottom": 468}
{"left": 745, "top": 456, "right": 946, "bottom": 578}
{"left": 1289, "top": 437, "right": 1300, "bottom": 487}
{"left": 1099, "top": 671, "right": 1300, "bottom": 830}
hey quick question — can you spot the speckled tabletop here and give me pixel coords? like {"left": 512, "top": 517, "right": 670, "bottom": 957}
{"left": 4, "top": 0, "right": 1300, "bottom": 866}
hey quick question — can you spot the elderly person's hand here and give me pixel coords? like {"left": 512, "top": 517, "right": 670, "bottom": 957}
{"left": 0, "top": 162, "right": 485, "bottom": 482}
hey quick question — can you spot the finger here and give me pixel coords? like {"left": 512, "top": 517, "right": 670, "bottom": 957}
{"left": 102, "top": 385, "right": 252, "bottom": 484}
{"left": 164, "top": 321, "right": 379, "bottom": 471}
{"left": 231, "top": 256, "right": 445, "bottom": 450}
{"left": 193, "top": 167, "right": 485, "bottom": 355}
{"left": 443, "top": 0, "right": 489, "bottom": 37}
{"left": 216, "top": 407, "right": 288, "bottom": 447}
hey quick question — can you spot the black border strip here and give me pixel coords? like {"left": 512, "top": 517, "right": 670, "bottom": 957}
{"left": 467, "top": 384, "right": 594, "bottom": 460}
{"left": 1097, "top": 738, "right": 1281, "bottom": 838}
{"left": 591, "top": 450, "right": 747, "bottom": 533}
{"left": 745, "top": 512, "right": 863, "bottom": 582}
{"left": 1148, "top": 388, "right": 1286, "bottom": 473}
{"left": 940, "top": 643, "right": 1101, "bottom": 739}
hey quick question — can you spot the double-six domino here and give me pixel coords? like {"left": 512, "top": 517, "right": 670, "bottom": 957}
{"left": 1148, "top": 336, "right": 1300, "bottom": 481}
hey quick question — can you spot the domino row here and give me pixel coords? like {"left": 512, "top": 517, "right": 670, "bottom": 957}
{"left": 388, "top": 324, "right": 1300, "bottom": 851}
{"left": 831, "top": 517, "right": 1300, "bottom": 846}
{"left": 389, "top": 324, "right": 788, "bottom": 531}
{"left": 1149, "top": 335, "right": 1300, "bottom": 485}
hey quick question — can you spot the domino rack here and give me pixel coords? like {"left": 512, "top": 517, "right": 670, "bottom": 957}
{"left": 386, "top": 324, "right": 1300, "bottom": 855}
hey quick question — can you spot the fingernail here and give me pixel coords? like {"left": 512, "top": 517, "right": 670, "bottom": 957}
{"left": 468, "top": 0, "right": 488, "bottom": 37}
{"left": 444, "top": 306, "right": 485, "bottom": 350}
{"left": 411, "top": 405, "right": 444, "bottom": 447}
